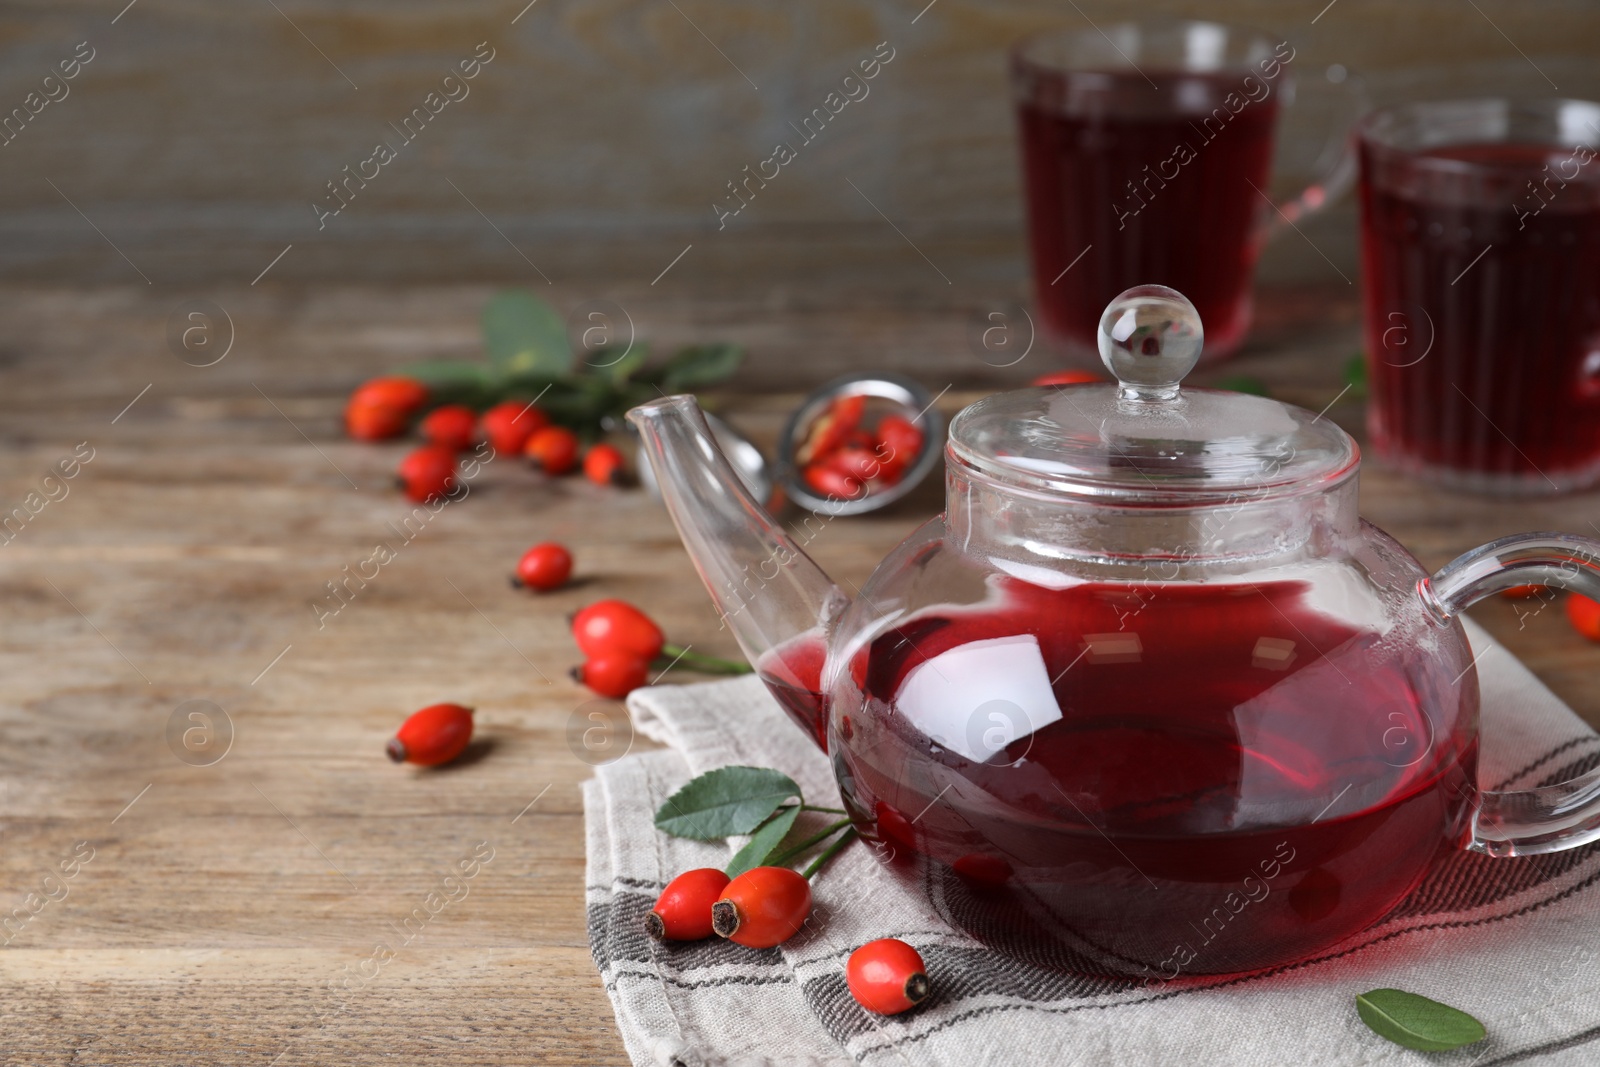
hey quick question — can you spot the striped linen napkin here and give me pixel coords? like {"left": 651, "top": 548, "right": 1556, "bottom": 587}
{"left": 584, "top": 617, "right": 1600, "bottom": 1066}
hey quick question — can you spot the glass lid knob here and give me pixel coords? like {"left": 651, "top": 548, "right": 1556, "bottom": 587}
{"left": 1096, "top": 285, "right": 1204, "bottom": 403}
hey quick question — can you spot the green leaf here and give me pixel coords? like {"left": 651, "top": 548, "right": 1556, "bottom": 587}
{"left": 395, "top": 360, "right": 491, "bottom": 385}
{"left": 1356, "top": 989, "right": 1486, "bottom": 1052}
{"left": 1344, "top": 353, "right": 1369, "bottom": 391}
{"left": 654, "top": 766, "right": 803, "bottom": 841}
{"left": 724, "top": 804, "right": 800, "bottom": 878}
{"left": 482, "top": 290, "right": 573, "bottom": 377}
{"left": 588, "top": 342, "right": 650, "bottom": 386}
{"left": 1212, "top": 375, "right": 1270, "bottom": 397}
{"left": 657, "top": 344, "right": 744, "bottom": 392}
{"left": 393, "top": 361, "right": 494, "bottom": 408}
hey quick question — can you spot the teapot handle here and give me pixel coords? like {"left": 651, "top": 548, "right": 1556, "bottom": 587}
{"left": 1424, "top": 532, "right": 1600, "bottom": 857}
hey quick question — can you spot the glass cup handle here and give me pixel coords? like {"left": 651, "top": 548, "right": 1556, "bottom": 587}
{"left": 1423, "top": 532, "right": 1600, "bottom": 857}
{"left": 1260, "top": 63, "right": 1368, "bottom": 240}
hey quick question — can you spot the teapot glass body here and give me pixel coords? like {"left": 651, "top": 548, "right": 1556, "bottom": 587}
{"left": 630, "top": 285, "right": 1600, "bottom": 978}
{"left": 758, "top": 462, "right": 1477, "bottom": 977}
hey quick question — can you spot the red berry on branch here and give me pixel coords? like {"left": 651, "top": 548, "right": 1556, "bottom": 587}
{"left": 480, "top": 400, "right": 547, "bottom": 456}
{"left": 346, "top": 399, "right": 407, "bottom": 441}
{"left": 572, "top": 599, "right": 665, "bottom": 661}
{"left": 648, "top": 868, "right": 732, "bottom": 941}
{"left": 526, "top": 425, "right": 580, "bottom": 475}
{"left": 847, "top": 939, "right": 929, "bottom": 1015}
{"left": 711, "top": 866, "right": 812, "bottom": 948}
{"left": 419, "top": 404, "right": 478, "bottom": 452}
{"left": 351, "top": 376, "right": 429, "bottom": 415}
{"left": 386, "top": 703, "right": 474, "bottom": 766}
{"left": 574, "top": 654, "right": 651, "bottom": 699}
{"left": 513, "top": 542, "right": 573, "bottom": 592}
{"left": 583, "top": 443, "right": 628, "bottom": 486}
{"left": 397, "top": 446, "right": 459, "bottom": 503}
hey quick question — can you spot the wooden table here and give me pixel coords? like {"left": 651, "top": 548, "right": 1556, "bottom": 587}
{"left": 1, "top": 283, "right": 1596, "bottom": 1065}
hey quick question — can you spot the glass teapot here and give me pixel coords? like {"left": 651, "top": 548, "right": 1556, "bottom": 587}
{"left": 628, "top": 286, "right": 1600, "bottom": 978}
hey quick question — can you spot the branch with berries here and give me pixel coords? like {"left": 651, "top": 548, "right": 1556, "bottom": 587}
{"left": 646, "top": 765, "right": 929, "bottom": 1016}
{"left": 343, "top": 289, "right": 743, "bottom": 503}
{"left": 569, "top": 599, "right": 750, "bottom": 698}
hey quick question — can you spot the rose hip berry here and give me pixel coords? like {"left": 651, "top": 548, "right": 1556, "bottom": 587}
{"left": 875, "top": 414, "right": 924, "bottom": 466}
{"left": 802, "top": 462, "right": 863, "bottom": 500}
{"left": 1568, "top": 594, "right": 1600, "bottom": 642}
{"left": 525, "top": 425, "right": 580, "bottom": 475}
{"left": 797, "top": 394, "right": 865, "bottom": 465}
{"left": 346, "top": 399, "right": 408, "bottom": 441}
{"left": 512, "top": 542, "right": 573, "bottom": 592}
{"left": 480, "top": 400, "right": 547, "bottom": 456}
{"left": 386, "top": 703, "right": 475, "bottom": 766}
{"left": 397, "top": 445, "right": 459, "bottom": 503}
{"left": 419, "top": 404, "right": 478, "bottom": 452}
{"left": 574, "top": 654, "right": 651, "bottom": 699}
{"left": 847, "top": 939, "right": 929, "bottom": 1015}
{"left": 351, "top": 376, "right": 429, "bottom": 414}
{"left": 572, "top": 599, "right": 665, "bottom": 661}
{"left": 648, "top": 868, "right": 731, "bottom": 941}
{"left": 712, "top": 866, "right": 812, "bottom": 948}
{"left": 583, "top": 443, "right": 627, "bottom": 486}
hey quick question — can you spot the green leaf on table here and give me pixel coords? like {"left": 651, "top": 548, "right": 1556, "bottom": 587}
{"left": 724, "top": 804, "right": 800, "bottom": 879}
{"left": 1356, "top": 989, "right": 1486, "bottom": 1052}
{"left": 1213, "top": 375, "right": 1270, "bottom": 397}
{"left": 656, "top": 344, "right": 744, "bottom": 392}
{"left": 654, "top": 766, "right": 803, "bottom": 840}
{"left": 483, "top": 290, "right": 573, "bottom": 377}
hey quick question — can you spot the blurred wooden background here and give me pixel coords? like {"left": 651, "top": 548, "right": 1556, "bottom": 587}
{"left": 0, "top": 0, "right": 1596, "bottom": 290}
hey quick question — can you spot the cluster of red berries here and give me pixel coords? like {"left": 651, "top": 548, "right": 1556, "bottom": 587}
{"left": 566, "top": 599, "right": 751, "bottom": 699}
{"left": 345, "top": 377, "right": 632, "bottom": 503}
{"left": 795, "top": 394, "right": 926, "bottom": 501}
{"left": 650, "top": 867, "right": 928, "bottom": 1015}
{"left": 571, "top": 599, "right": 664, "bottom": 699}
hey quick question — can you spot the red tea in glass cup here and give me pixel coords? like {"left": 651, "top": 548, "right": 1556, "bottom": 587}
{"left": 1013, "top": 21, "right": 1355, "bottom": 365}
{"left": 1358, "top": 98, "right": 1600, "bottom": 494}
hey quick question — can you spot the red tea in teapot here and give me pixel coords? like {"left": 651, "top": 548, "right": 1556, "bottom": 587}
{"left": 774, "top": 577, "right": 1477, "bottom": 976}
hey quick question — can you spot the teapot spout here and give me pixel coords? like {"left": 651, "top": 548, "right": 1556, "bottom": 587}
{"left": 628, "top": 396, "right": 847, "bottom": 742}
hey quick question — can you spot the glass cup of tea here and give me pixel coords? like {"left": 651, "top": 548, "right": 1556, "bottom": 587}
{"left": 1012, "top": 20, "right": 1359, "bottom": 365}
{"left": 1357, "top": 98, "right": 1600, "bottom": 495}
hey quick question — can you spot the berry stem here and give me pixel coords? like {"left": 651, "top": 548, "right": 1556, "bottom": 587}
{"left": 767, "top": 818, "right": 851, "bottom": 869}
{"left": 802, "top": 828, "right": 858, "bottom": 880}
{"left": 801, "top": 804, "right": 847, "bottom": 815}
{"left": 655, "top": 643, "right": 754, "bottom": 676}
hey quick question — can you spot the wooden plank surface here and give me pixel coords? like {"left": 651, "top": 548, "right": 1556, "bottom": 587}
{"left": 1, "top": 2, "right": 1597, "bottom": 285}
{"left": 0, "top": 282, "right": 1597, "bottom": 1065}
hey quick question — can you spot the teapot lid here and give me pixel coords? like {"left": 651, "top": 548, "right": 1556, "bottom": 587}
{"left": 948, "top": 286, "right": 1357, "bottom": 503}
